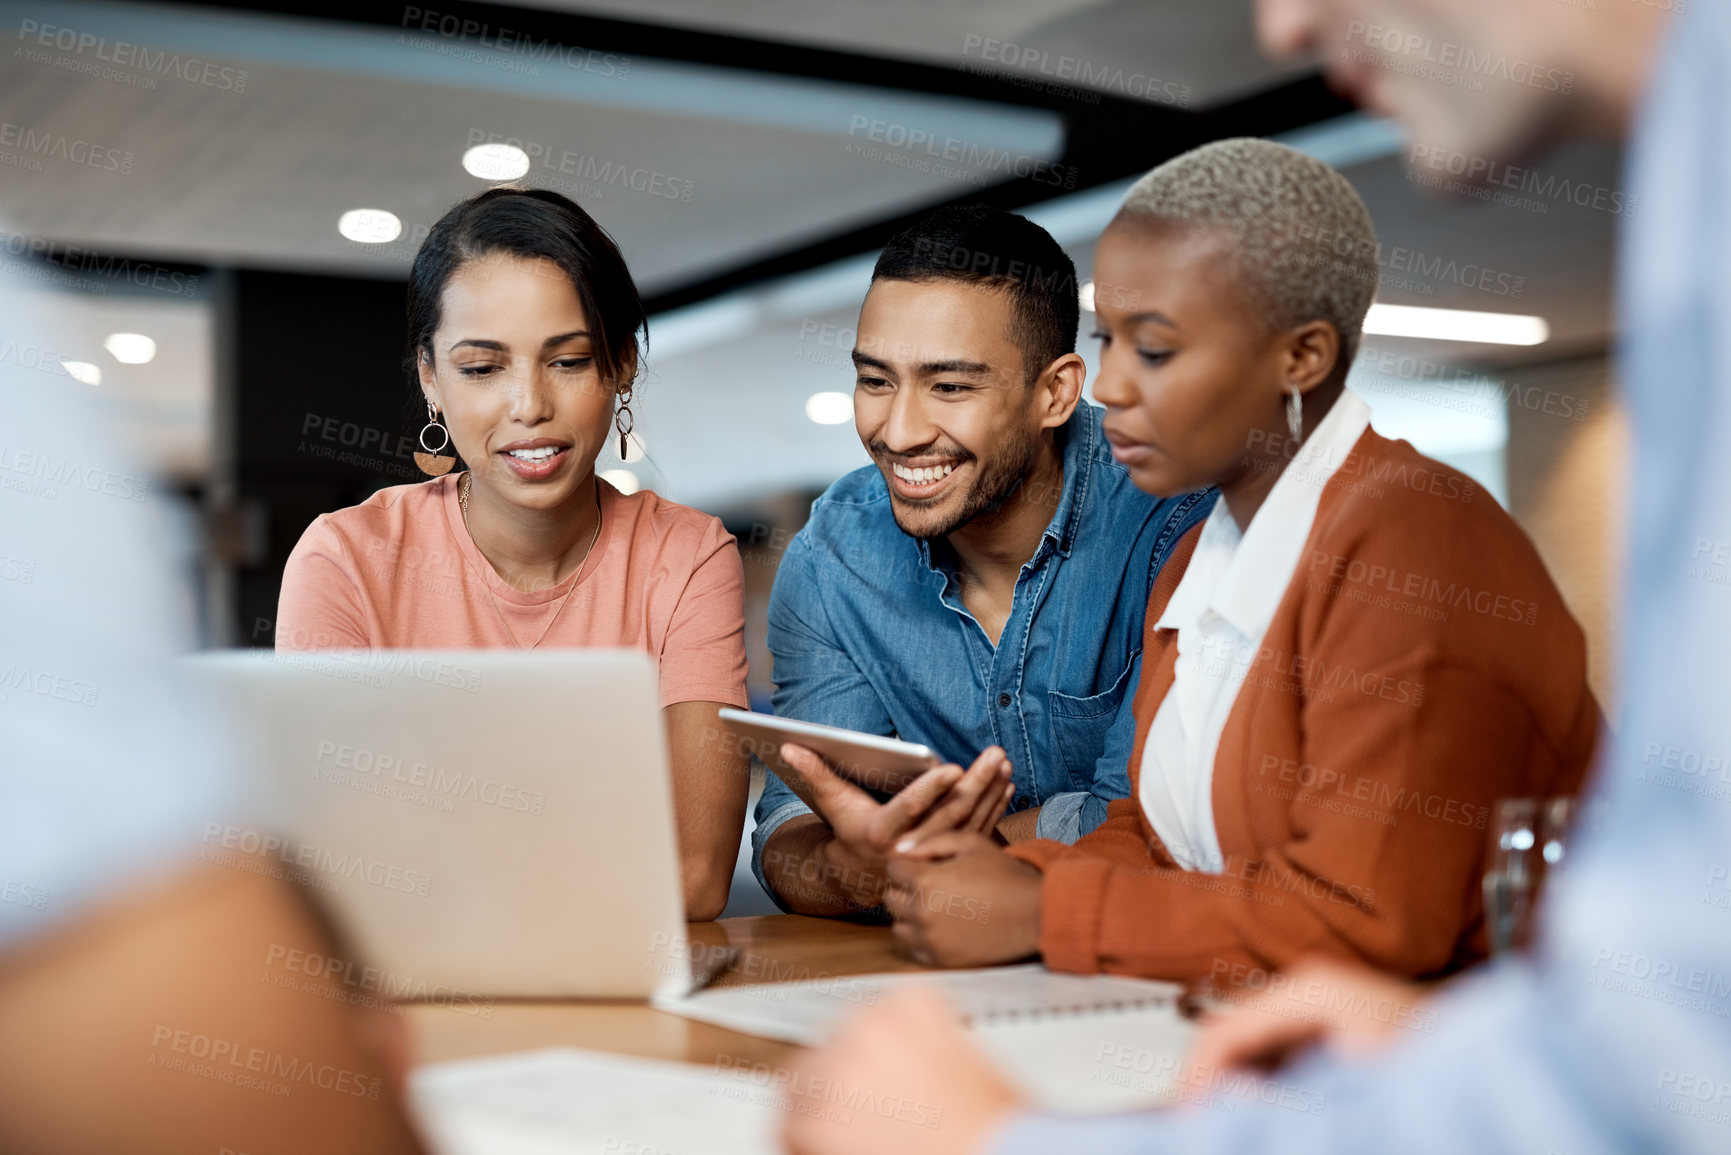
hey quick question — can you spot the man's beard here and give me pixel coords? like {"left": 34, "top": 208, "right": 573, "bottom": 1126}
{"left": 882, "top": 424, "right": 1041, "bottom": 541}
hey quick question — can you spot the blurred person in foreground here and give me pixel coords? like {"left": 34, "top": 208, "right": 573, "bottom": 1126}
{"left": 0, "top": 270, "right": 426, "bottom": 1150}
{"left": 783, "top": 0, "right": 1724, "bottom": 1152}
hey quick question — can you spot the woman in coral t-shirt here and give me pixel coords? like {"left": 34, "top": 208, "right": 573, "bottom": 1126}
{"left": 276, "top": 187, "right": 749, "bottom": 919}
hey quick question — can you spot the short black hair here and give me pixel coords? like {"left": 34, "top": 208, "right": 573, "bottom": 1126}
{"left": 405, "top": 186, "right": 646, "bottom": 391}
{"left": 872, "top": 203, "right": 1078, "bottom": 385}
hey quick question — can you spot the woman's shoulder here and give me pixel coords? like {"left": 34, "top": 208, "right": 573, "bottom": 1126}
{"left": 604, "top": 482, "right": 734, "bottom": 555}
{"left": 1315, "top": 429, "right": 1566, "bottom": 607}
{"left": 1323, "top": 429, "right": 1511, "bottom": 543}
{"left": 289, "top": 477, "right": 454, "bottom": 561}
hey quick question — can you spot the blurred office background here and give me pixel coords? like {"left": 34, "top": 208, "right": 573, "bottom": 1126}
{"left": 0, "top": 0, "right": 1628, "bottom": 911}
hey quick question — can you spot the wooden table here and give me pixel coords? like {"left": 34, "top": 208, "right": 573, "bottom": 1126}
{"left": 406, "top": 915, "right": 926, "bottom": 1069}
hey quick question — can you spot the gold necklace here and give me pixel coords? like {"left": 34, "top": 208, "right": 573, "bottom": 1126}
{"left": 457, "top": 470, "right": 602, "bottom": 650}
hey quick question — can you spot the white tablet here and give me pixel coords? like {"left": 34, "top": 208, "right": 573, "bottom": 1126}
{"left": 718, "top": 708, "right": 943, "bottom": 795}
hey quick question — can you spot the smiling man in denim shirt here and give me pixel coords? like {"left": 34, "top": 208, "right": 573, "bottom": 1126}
{"left": 752, "top": 204, "right": 1214, "bottom": 917}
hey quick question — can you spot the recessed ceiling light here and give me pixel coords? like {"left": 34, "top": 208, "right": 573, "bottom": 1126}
{"left": 103, "top": 332, "right": 156, "bottom": 364}
{"left": 805, "top": 391, "right": 853, "bottom": 425}
{"left": 61, "top": 359, "right": 101, "bottom": 385}
{"left": 463, "top": 143, "right": 530, "bottom": 181}
{"left": 338, "top": 209, "right": 403, "bottom": 244}
{"left": 1363, "top": 304, "right": 1548, "bottom": 346}
{"left": 600, "top": 468, "right": 640, "bottom": 495}
{"left": 1078, "top": 280, "right": 1095, "bottom": 312}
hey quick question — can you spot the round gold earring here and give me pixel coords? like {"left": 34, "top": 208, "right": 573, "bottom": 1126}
{"left": 415, "top": 402, "right": 456, "bottom": 477}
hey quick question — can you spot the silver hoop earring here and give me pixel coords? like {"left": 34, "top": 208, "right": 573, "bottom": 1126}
{"left": 615, "top": 392, "right": 635, "bottom": 460}
{"left": 415, "top": 403, "right": 455, "bottom": 477}
{"left": 1286, "top": 386, "right": 1303, "bottom": 444}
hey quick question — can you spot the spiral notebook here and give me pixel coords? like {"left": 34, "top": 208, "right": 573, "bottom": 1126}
{"left": 411, "top": 968, "right": 1206, "bottom": 1154}
{"left": 653, "top": 963, "right": 1198, "bottom": 1112}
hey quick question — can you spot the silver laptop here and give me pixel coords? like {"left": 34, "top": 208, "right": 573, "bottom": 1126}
{"left": 188, "top": 649, "right": 716, "bottom": 999}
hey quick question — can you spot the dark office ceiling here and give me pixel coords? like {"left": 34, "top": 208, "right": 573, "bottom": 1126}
{"left": 0, "top": 0, "right": 1620, "bottom": 503}
{"left": 4, "top": 0, "right": 1350, "bottom": 306}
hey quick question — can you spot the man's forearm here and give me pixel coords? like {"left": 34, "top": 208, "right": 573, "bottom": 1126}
{"left": 996, "top": 806, "right": 1043, "bottom": 844}
{"left": 760, "top": 815, "right": 886, "bottom": 916}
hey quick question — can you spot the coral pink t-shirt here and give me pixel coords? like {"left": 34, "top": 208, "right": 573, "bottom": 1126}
{"left": 275, "top": 473, "right": 748, "bottom": 709}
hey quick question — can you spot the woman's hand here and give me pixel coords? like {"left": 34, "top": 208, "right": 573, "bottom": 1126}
{"left": 883, "top": 832, "right": 1043, "bottom": 967}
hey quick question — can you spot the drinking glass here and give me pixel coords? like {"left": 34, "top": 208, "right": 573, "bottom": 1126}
{"left": 1483, "top": 796, "right": 1574, "bottom": 956}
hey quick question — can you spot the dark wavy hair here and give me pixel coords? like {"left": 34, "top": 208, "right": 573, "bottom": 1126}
{"left": 405, "top": 186, "right": 647, "bottom": 393}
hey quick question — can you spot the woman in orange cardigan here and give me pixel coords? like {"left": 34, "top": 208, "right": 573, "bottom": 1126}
{"left": 883, "top": 138, "right": 1599, "bottom": 984}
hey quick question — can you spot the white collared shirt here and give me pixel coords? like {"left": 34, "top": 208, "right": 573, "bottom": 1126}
{"left": 1137, "top": 389, "right": 1372, "bottom": 872}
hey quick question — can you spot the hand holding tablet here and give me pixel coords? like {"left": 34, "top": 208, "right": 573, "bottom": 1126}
{"left": 718, "top": 709, "right": 1015, "bottom": 899}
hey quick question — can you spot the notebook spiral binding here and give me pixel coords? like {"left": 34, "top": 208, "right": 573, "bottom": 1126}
{"left": 963, "top": 991, "right": 1178, "bottom": 1027}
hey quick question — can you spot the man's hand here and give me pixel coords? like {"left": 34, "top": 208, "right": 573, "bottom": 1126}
{"left": 1189, "top": 956, "right": 1433, "bottom": 1073}
{"left": 779, "top": 744, "right": 1012, "bottom": 909}
{"left": 783, "top": 985, "right": 1024, "bottom": 1155}
{"left": 883, "top": 832, "right": 1043, "bottom": 967}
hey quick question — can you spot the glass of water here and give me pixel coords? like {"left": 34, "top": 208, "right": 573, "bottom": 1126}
{"left": 1483, "top": 796, "right": 1574, "bottom": 957}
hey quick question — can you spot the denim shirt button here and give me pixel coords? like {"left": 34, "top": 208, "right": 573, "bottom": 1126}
{"left": 1014, "top": 794, "right": 1031, "bottom": 809}
{"left": 997, "top": 693, "right": 1012, "bottom": 707}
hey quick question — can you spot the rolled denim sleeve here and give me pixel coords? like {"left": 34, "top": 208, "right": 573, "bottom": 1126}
{"left": 1034, "top": 791, "right": 1113, "bottom": 842}
{"left": 750, "top": 533, "right": 894, "bottom": 908}
{"left": 1031, "top": 790, "right": 1096, "bottom": 843}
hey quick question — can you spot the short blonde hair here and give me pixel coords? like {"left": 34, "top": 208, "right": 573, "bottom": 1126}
{"left": 1117, "top": 137, "right": 1378, "bottom": 362}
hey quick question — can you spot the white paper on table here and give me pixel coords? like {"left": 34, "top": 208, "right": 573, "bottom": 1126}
{"left": 411, "top": 1047, "right": 782, "bottom": 1155}
{"left": 974, "top": 1010, "right": 1198, "bottom": 1113}
{"left": 651, "top": 963, "right": 1176, "bottom": 1038}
